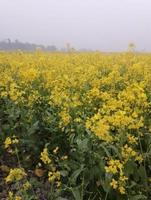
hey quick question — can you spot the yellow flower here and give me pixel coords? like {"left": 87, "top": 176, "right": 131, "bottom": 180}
{"left": 74, "top": 118, "right": 81, "bottom": 123}
{"left": 86, "top": 116, "right": 112, "bottom": 142}
{"left": 110, "top": 179, "right": 118, "bottom": 189}
{"left": 119, "top": 175, "right": 128, "bottom": 182}
{"left": 105, "top": 159, "right": 123, "bottom": 174}
{"left": 40, "top": 147, "right": 51, "bottom": 164}
{"left": 15, "top": 196, "right": 22, "bottom": 200}
{"left": 6, "top": 191, "right": 13, "bottom": 200}
{"left": 61, "top": 155, "right": 68, "bottom": 160}
{"left": 53, "top": 146, "right": 59, "bottom": 154}
{"left": 12, "top": 138, "right": 19, "bottom": 144}
{"left": 4, "top": 137, "right": 12, "bottom": 149}
{"left": 122, "top": 144, "right": 136, "bottom": 160}
{"left": 4, "top": 136, "right": 19, "bottom": 149}
{"left": 105, "top": 165, "right": 118, "bottom": 174}
{"left": 135, "top": 155, "right": 143, "bottom": 163}
{"left": 23, "top": 181, "right": 32, "bottom": 190}
{"left": 59, "top": 110, "right": 71, "bottom": 126}
{"left": 127, "top": 134, "right": 138, "bottom": 144}
{"left": 118, "top": 186, "right": 126, "bottom": 194}
{"left": 48, "top": 172, "right": 55, "bottom": 182}
{"left": 48, "top": 170, "right": 61, "bottom": 183}
{"left": 5, "top": 168, "right": 26, "bottom": 183}
{"left": 56, "top": 181, "right": 61, "bottom": 187}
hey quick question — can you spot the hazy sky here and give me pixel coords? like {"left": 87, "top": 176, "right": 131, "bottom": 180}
{"left": 0, "top": 0, "right": 151, "bottom": 51}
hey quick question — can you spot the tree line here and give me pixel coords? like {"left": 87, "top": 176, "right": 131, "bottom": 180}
{"left": 0, "top": 39, "right": 57, "bottom": 51}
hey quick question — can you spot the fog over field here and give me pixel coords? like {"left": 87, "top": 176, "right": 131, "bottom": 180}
{"left": 0, "top": 0, "right": 150, "bottom": 51}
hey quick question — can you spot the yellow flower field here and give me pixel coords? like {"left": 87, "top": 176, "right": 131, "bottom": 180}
{"left": 0, "top": 51, "right": 151, "bottom": 199}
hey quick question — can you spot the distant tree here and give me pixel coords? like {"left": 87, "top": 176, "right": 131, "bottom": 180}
{"left": 128, "top": 43, "right": 136, "bottom": 52}
{"left": 66, "top": 43, "right": 71, "bottom": 52}
{"left": 46, "top": 45, "right": 57, "bottom": 51}
{"left": 0, "top": 39, "right": 58, "bottom": 52}
{"left": 8, "top": 38, "right": 11, "bottom": 44}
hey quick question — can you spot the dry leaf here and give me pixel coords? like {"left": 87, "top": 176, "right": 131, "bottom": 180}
{"left": 0, "top": 165, "right": 10, "bottom": 172}
{"left": 34, "top": 168, "right": 45, "bottom": 177}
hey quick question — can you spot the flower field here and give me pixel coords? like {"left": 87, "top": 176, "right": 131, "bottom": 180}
{"left": 0, "top": 51, "right": 151, "bottom": 200}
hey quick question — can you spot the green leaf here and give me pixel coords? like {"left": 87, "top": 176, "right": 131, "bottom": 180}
{"left": 129, "top": 194, "right": 147, "bottom": 200}
{"left": 28, "top": 121, "right": 39, "bottom": 135}
{"left": 99, "top": 143, "right": 111, "bottom": 158}
{"left": 60, "top": 170, "right": 69, "bottom": 177}
{"left": 124, "top": 160, "right": 137, "bottom": 175}
{"left": 56, "top": 197, "right": 68, "bottom": 200}
{"left": 71, "top": 186, "right": 82, "bottom": 200}
{"left": 70, "top": 165, "right": 84, "bottom": 185}
{"left": 101, "top": 174, "right": 112, "bottom": 193}
{"left": 138, "top": 165, "right": 148, "bottom": 187}
{"left": 77, "top": 138, "right": 89, "bottom": 152}
{"left": 108, "top": 144, "right": 121, "bottom": 158}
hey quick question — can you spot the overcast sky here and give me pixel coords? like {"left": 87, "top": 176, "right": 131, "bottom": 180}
{"left": 0, "top": 0, "right": 150, "bottom": 51}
